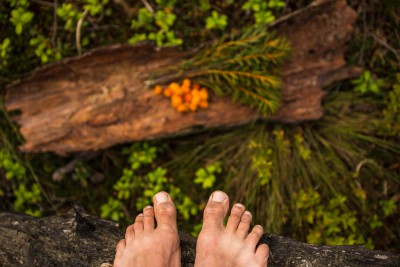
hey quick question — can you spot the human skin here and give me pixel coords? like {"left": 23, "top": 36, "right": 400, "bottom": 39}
{"left": 194, "top": 190, "right": 269, "bottom": 267}
{"left": 114, "top": 190, "right": 269, "bottom": 267}
{"left": 113, "top": 192, "right": 181, "bottom": 267}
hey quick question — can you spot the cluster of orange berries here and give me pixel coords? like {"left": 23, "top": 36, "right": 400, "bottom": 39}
{"left": 153, "top": 79, "right": 209, "bottom": 112}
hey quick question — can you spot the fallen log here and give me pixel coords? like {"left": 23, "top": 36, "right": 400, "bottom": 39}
{"left": 4, "top": 0, "right": 360, "bottom": 154}
{"left": 0, "top": 211, "right": 398, "bottom": 266}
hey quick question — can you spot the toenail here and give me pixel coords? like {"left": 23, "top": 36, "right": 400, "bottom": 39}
{"left": 244, "top": 211, "right": 252, "bottom": 217}
{"left": 255, "top": 225, "right": 263, "bottom": 230}
{"left": 138, "top": 213, "right": 144, "bottom": 216}
{"left": 144, "top": 205, "right": 153, "bottom": 210}
{"left": 212, "top": 191, "right": 227, "bottom": 202}
{"left": 155, "top": 192, "right": 169, "bottom": 203}
{"left": 234, "top": 203, "right": 245, "bottom": 209}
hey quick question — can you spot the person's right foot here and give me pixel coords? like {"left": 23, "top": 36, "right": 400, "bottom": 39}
{"left": 195, "top": 191, "right": 269, "bottom": 267}
{"left": 113, "top": 191, "right": 181, "bottom": 267}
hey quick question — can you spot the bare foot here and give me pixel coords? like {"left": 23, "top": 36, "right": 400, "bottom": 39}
{"left": 195, "top": 191, "right": 269, "bottom": 267}
{"left": 113, "top": 192, "right": 181, "bottom": 267}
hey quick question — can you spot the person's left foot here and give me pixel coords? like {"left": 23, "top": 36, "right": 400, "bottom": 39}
{"left": 113, "top": 192, "right": 181, "bottom": 267}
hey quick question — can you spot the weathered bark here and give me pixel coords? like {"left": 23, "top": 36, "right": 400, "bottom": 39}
{"left": 5, "top": 0, "right": 360, "bottom": 154}
{"left": 0, "top": 211, "right": 399, "bottom": 267}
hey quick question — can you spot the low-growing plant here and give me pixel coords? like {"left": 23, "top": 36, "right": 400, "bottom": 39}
{"left": 242, "top": 0, "right": 285, "bottom": 25}
{"left": 194, "top": 161, "right": 222, "bottom": 189}
{"left": 57, "top": 3, "right": 83, "bottom": 32}
{"left": 382, "top": 74, "right": 400, "bottom": 135}
{"left": 101, "top": 197, "right": 125, "bottom": 221}
{"left": 72, "top": 160, "right": 91, "bottom": 188}
{"left": 295, "top": 189, "right": 368, "bottom": 246}
{"left": 205, "top": 11, "right": 228, "bottom": 30}
{"left": 167, "top": 90, "right": 400, "bottom": 249}
{"left": 101, "top": 142, "right": 198, "bottom": 225}
{"left": 0, "top": 148, "right": 26, "bottom": 180}
{"left": 129, "top": 5, "right": 182, "bottom": 46}
{"left": 351, "top": 70, "right": 385, "bottom": 94}
{"left": 0, "top": 147, "right": 43, "bottom": 217}
{"left": 84, "top": 0, "right": 111, "bottom": 17}
{"left": 9, "top": 7, "right": 33, "bottom": 35}
{"left": 0, "top": 38, "right": 11, "bottom": 68}
{"left": 379, "top": 199, "right": 397, "bottom": 217}
{"left": 248, "top": 141, "right": 274, "bottom": 186}
{"left": 29, "top": 35, "right": 62, "bottom": 64}
{"left": 13, "top": 183, "right": 42, "bottom": 217}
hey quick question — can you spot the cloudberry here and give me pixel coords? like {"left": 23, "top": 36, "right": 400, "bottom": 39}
{"left": 152, "top": 78, "right": 209, "bottom": 113}
{"left": 153, "top": 85, "right": 163, "bottom": 95}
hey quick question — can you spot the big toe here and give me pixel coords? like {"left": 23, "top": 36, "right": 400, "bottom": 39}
{"left": 153, "top": 191, "right": 177, "bottom": 230}
{"left": 255, "top": 243, "right": 270, "bottom": 265}
{"left": 113, "top": 239, "right": 126, "bottom": 267}
{"left": 202, "top": 190, "right": 229, "bottom": 231}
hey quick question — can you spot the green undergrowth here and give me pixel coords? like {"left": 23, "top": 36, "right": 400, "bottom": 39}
{"left": 159, "top": 86, "right": 400, "bottom": 248}
{"left": 1, "top": 0, "right": 400, "bottom": 253}
{"left": 100, "top": 142, "right": 199, "bottom": 224}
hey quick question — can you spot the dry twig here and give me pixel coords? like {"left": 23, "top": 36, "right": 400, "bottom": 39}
{"left": 31, "top": 0, "right": 55, "bottom": 8}
{"left": 76, "top": 9, "right": 89, "bottom": 56}
{"left": 371, "top": 33, "right": 400, "bottom": 68}
{"left": 51, "top": 0, "right": 58, "bottom": 48}
{"left": 140, "top": 0, "right": 154, "bottom": 14}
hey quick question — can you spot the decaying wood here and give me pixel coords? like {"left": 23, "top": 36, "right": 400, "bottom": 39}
{"left": 5, "top": 0, "right": 360, "bottom": 154}
{"left": 0, "top": 211, "right": 399, "bottom": 267}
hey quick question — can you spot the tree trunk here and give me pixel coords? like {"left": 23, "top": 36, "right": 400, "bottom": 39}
{"left": 5, "top": 0, "right": 360, "bottom": 154}
{"left": 0, "top": 211, "right": 398, "bottom": 266}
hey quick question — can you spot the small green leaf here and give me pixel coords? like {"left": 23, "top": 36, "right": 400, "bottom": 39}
{"left": 16, "top": 24, "right": 23, "bottom": 35}
{"left": 364, "top": 70, "right": 371, "bottom": 80}
{"left": 195, "top": 168, "right": 207, "bottom": 178}
{"left": 21, "top": 12, "right": 33, "bottom": 23}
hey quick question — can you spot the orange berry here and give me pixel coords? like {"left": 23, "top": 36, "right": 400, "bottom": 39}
{"left": 181, "top": 85, "right": 190, "bottom": 94}
{"left": 153, "top": 85, "right": 163, "bottom": 95}
{"left": 169, "top": 83, "right": 180, "bottom": 94}
{"left": 199, "top": 88, "right": 208, "bottom": 100}
{"left": 191, "top": 94, "right": 200, "bottom": 105}
{"left": 189, "top": 103, "right": 198, "bottom": 111}
{"left": 177, "top": 103, "right": 188, "bottom": 112}
{"left": 182, "top": 79, "right": 191, "bottom": 88}
{"left": 199, "top": 101, "right": 208, "bottom": 108}
{"left": 171, "top": 95, "right": 182, "bottom": 107}
{"left": 183, "top": 92, "right": 192, "bottom": 103}
{"left": 164, "top": 88, "right": 172, "bottom": 97}
{"left": 192, "top": 88, "right": 199, "bottom": 96}
{"left": 192, "top": 83, "right": 200, "bottom": 90}
{"left": 178, "top": 87, "right": 186, "bottom": 96}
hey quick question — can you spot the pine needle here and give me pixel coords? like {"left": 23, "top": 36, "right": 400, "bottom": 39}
{"left": 148, "top": 26, "right": 290, "bottom": 114}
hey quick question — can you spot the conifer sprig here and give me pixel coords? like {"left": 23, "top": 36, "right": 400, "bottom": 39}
{"left": 148, "top": 26, "right": 290, "bottom": 114}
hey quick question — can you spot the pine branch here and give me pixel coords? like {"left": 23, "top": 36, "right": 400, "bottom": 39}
{"left": 148, "top": 26, "right": 290, "bottom": 114}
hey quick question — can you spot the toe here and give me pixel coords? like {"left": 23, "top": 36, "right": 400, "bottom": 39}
{"left": 115, "top": 238, "right": 126, "bottom": 256}
{"left": 113, "top": 239, "right": 126, "bottom": 267}
{"left": 255, "top": 243, "right": 269, "bottom": 265}
{"left": 153, "top": 191, "right": 177, "bottom": 230}
{"left": 125, "top": 224, "right": 135, "bottom": 241}
{"left": 245, "top": 225, "right": 264, "bottom": 249}
{"left": 236, "top": 210, "right": 252, "bottom": 239}
{"left": 225, "top": 203, "right": 245, "bottom": 233}
{"left": 202, "top": 191, "right": 229, "bottom": 231}
{"left": 143, "top": 205, "right": 155, "bottom": 231}
{"left": 133, "top": 213, "right": 144, "bottom": 234}
{"left": 115, "top": 239, "right": 126, "bottom": 254}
